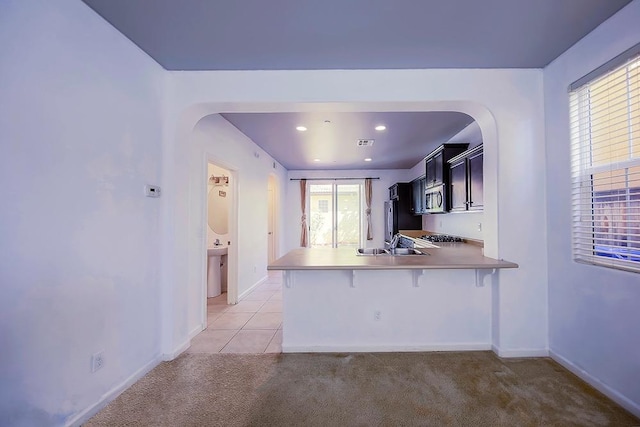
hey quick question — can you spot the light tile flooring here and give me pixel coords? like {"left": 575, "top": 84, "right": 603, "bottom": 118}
{"left": 188, "top": 272, "right": 283, "bottom": 354}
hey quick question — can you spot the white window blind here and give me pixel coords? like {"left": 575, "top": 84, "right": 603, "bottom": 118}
{"left": 569, "top": 46, "right": 640, "bottom": 273}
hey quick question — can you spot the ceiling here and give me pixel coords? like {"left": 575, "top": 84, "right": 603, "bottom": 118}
{"left": 221, "top": 112, "right": 474, "bottom": 170}
{"left": 81, "top": 0, "right": 631, "bottom": 170}
{"left": 82, "top": 0, "right": 631, "bottom": 70}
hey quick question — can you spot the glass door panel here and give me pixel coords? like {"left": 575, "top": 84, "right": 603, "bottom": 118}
{"left": 309, "top": 184, "right": 334, "bottom": 247}
{"left": 308, "top": 182, "right": 362, "bottom": 248}
{"left": 336, "top": 184, "right": 361, "bottom": 247}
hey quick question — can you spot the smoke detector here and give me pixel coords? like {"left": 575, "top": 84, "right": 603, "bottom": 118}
{"left": 357, "top": 139, "right": 375, "bottom": 147}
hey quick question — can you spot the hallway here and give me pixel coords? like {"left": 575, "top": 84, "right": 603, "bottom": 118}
{"left": 188, "top": 272, "right": 283, "bottom": 354}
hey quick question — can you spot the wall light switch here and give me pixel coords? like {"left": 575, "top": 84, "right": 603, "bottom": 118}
{"left": 145, "top": 185, "right": 161, "bottom": 198}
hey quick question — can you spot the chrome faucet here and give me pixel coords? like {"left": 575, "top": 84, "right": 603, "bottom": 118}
{"left": 214, "top": 238, "right": 221, "bottom": 246}
{"left": 390, "top": 233, "right": 401, "bottom": 249}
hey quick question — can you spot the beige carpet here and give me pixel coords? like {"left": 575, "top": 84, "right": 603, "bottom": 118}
{"left": 86, "top": 352, "right": 639, "bottom": 426}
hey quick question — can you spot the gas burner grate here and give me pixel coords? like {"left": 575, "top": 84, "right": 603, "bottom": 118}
{"left": 421, "top": 234, "right": 464, "bottom": 243}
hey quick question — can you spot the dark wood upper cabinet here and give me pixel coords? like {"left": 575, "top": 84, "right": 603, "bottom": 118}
{"left": 449, "top": 158, "right": 468, "bottom": 212}
{"left": 468, "top": 149, "right": 484, "bottom": 210}
{"left": 447, "top": 144, "right": 483, "bottom": 212}
{"left": 424, "top": 143, "right": 468, "bottom": 189}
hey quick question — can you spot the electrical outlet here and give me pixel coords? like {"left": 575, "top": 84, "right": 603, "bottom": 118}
{"left": 477, "top": 223, "right": 482, "bottom": 232}
{"left": 374, "top": 310, "right": 381, "bottom": 321}
{"left": 91, "top": 351, "right": 105, "bottom": 373}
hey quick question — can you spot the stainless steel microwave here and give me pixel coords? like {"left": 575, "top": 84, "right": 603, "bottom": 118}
{"left": 425, "top": 184, "right": 446, "bottom": 214}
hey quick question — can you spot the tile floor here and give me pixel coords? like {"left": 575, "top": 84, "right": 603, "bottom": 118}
{"left": 187, "top": 271, "right": 283, "bottom": 354}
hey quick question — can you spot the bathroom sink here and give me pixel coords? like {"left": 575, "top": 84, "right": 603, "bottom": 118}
{"left": 207, "top": 246, "right": 228, "bottom": 256}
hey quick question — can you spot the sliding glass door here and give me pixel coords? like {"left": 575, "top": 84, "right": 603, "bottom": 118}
{"left": 308, "top": 182, "right": 362, "bottom": 248}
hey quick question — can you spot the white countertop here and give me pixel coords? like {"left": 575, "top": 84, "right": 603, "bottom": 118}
{"left": 268, "top": 244, "right": 517, "bottom": 271}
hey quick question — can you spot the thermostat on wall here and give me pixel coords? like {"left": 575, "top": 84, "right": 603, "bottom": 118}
{"left": 144, "top": 185, "right": 161, "bottom": 198}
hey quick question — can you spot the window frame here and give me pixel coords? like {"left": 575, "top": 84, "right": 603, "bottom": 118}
{"left": 569, "top": 45, "right": 640, "bottom": 274}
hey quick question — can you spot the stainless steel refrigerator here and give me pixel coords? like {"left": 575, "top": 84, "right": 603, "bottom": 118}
{"left": 384, "top": 201, "right": 394, "bottom": 244}
{"left": 384, "top": 191, "right": 422, "bottom": 245}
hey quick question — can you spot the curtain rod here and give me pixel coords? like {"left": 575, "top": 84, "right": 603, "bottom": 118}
{"left": 289, "top": 177, "right": 380, "bottom": 181}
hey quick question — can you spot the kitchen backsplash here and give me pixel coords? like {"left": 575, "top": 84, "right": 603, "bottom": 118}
{"left": 423, "top": 211, "right": 484, "bottom": 240}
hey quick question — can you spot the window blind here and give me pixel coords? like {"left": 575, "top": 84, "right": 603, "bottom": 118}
{"left": 569, "top": 48, "right": 640, "bottom": 273}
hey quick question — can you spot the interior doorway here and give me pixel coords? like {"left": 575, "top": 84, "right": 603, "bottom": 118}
{"left": 203, "top": 159, "right": 239, "bottom": 332}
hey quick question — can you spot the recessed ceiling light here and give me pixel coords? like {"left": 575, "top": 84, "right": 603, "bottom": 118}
{"left": 375, "top": 125, "right": 386, "bottom": 131}
{"left": 364, "top": 158, "right": 372, "bottom": 162}
{"left": 296, "top": 126, "right": 307, "bottom": 132}
{"left": 313, "top": 158, "right": 321, "bottom": 162}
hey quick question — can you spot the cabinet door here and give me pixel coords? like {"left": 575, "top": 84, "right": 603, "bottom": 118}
{"left": 425, "top": 157, "right": 435, "bottom": 187}
{"left": 449, "top": 159, "right": 467, "bottom": 211}
{"left": 419, "top": 178, "right": 426, "bottom": 212}
{"left": 411, "top": 178, "right": 426, "bottom": 214}
{"left": 433, "top": 152, "right": 443, "bottom": 185}
{"left": 468, "top": 152, "right": 483, "bottom": 210}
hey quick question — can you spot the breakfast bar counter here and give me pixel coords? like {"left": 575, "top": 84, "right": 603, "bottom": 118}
{"left": 268, "top": 244, "right": 518, "bottom": 353}
{"left": 267, "top": 244, "right": 518, "bottom": 271}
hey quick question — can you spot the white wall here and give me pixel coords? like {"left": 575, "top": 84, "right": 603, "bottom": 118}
{"left": 544, "top": 0, "right": 640, "bottom": 416}
{"left": 422, "top": 212, "right": 484, "bottom": 240}
{"left": 164, "top": 67, "right": 548, "bottom": 360}
{"left": 0, "top": 0, "right": 164, "bottom": 425}
{"left": 285, "top": 169, "right": 407, "bottom": 250}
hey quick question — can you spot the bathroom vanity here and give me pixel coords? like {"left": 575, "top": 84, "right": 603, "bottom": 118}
{"left": 207, "top": 246, "right": 228, "bottom": 297}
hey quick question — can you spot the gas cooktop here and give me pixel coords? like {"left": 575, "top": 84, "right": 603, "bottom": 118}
{"left": 421, "top": 234, "right": 464, "bottom": 243}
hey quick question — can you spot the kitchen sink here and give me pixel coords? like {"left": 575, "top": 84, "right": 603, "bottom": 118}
{"left": 355, "top": 248, "right": 426, "bottom": 256}
{"left": 387, "top": 248, "right": 425, "bottom": 255}
{"left": 356, "top": 248, "right": 389, "bottom": 256}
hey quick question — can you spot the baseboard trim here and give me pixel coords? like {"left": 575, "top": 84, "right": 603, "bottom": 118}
{"left": 238, "top": 275, "right": 268, "bottom": 301}
{"left": 282, "top": 343, "right": 492, "bottom": 353}
{"left": 549, "top": 350, "right": 640, "bottom": 418}
{"left": 162, "top": 338, "right": 190, "bottom": 361}
{"left": 189, "top": 324, "right": 203, "bottom": 340}
{"left": 491, "top": 345, "right": 549, "bottom": 358}
{"left": 66, "top": 355, "right": 161, "bottom": 427}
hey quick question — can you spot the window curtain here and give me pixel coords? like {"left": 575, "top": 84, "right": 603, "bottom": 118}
{"left": 365, "top": 178, "right": 373, "bottom": 240}
{"left": 300, "top": 179, "right": 308, "bottom": 247}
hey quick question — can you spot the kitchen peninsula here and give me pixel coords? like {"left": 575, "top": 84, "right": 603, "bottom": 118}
{"left": 268, "top": 241, "right": 517, "bottom": 353}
